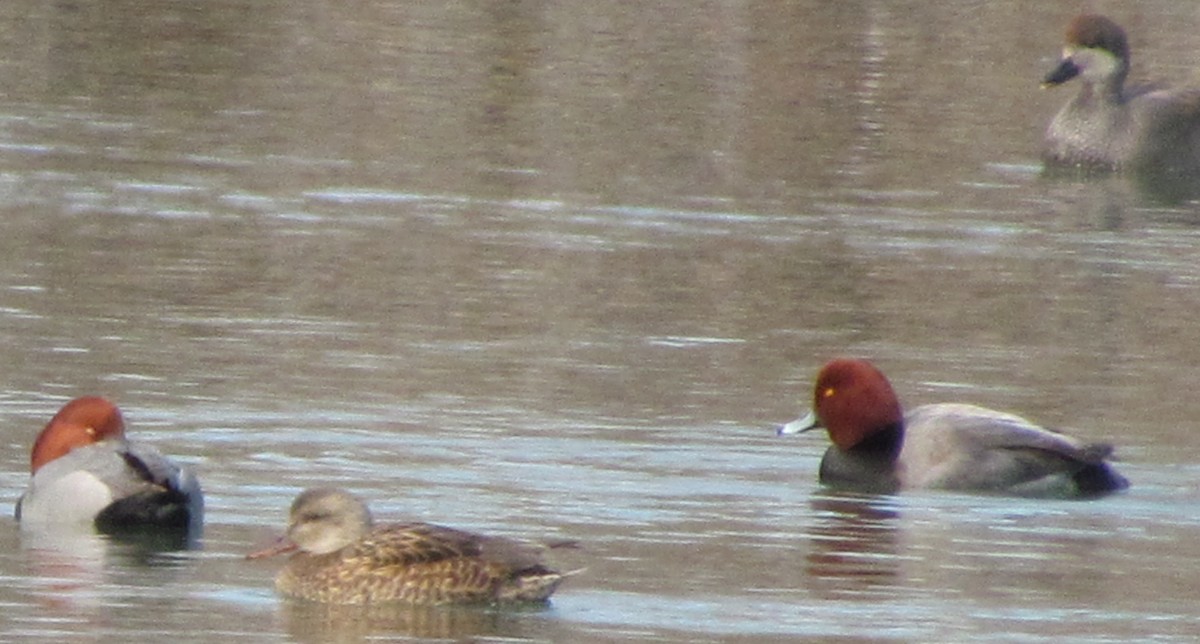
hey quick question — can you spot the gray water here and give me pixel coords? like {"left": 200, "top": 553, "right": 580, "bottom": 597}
{"left": 0, "top": 1, "right": 1199, "bottom": 641}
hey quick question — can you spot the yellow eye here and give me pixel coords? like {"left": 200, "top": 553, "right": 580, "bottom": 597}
{"left": 85, "top": 426, "right": 96, "bottom": 436}
{"left": 822, "top": 387, "right": 836, "bottom": 398}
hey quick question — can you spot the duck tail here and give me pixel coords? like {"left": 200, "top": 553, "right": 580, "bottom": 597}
{"left": 1073, "top": 462, "right": 1130, "bottom": 497}
{"left": 496, "top": 566, "right": 567, "bottom": 602}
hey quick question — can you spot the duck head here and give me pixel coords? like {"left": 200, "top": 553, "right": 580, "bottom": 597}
{"left": 30, "top": 396, "right": 126, "bottom": 473}
{"left": 780, "top": 358, "right": 904, "bottom": 451}
{"left": 1043, "top": 14, "right": 1129, "bottom": 91}
{"left": 284, "top": 488, "right": 374, "bottom": 555}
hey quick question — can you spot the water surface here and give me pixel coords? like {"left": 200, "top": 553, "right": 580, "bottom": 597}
{"left": 0, "top": 1, "right": 1199, "bottom": 641}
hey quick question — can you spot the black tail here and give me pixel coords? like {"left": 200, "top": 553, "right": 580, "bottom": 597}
{"left": 94, "top": 489, "right": 196, "bottom": 532}
{"left": 1073, "top": 463, "right": 1129, "bottom": 497}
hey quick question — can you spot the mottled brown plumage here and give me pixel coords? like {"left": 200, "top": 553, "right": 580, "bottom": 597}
{"left": 1042, "top": 14, "right": 1200, "bottom": 173}
{"left": 249, "top": 488, "right": 573, "bottom": 605}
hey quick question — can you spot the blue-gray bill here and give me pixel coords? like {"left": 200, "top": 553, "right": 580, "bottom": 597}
{"left": 777, "top": 409, "right": 819, "bottom": 436}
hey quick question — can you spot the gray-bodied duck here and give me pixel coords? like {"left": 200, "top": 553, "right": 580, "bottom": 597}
{"left": 778, "top": 358, "right": 1129, "bottom": 497}
{"left": 248, "top": 487, "right": 574, "bottom": 605}
{"left": 1042, "top": 14, "right": 1200, "bottom": 172}
{"left": 16, "top": 396, "right": 203, "bottom": 534}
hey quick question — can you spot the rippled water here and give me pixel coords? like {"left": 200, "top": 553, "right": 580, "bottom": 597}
{"left": 1, "top": 1, "right": 1199, "bottom": 641}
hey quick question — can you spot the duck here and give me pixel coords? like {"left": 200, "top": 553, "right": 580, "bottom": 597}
{"left": 247, "top": 487, "right": 575, "bottom": 605}
{"left": 15, "top": 396, "right": 203, "bottom": 533}
{"left": 777, "top": 358, "right": 1129, "bottom": 497}
{"left": 1041, "top": 13, "right": 1200, "bottom": 172}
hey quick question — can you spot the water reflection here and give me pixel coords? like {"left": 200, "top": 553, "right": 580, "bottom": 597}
{"left": 276, "top": 600, "right": 550, "bottom": 643}
{"left": 1042, "top": 164, "right": 1200, "bottom": 208}
{"left": 19, "top": 527, "right": 109, "bottom": 612}
{"left": 18, "top": 524, "right": 197, "bottom": 613}
{"left": 804, "top": 491, "right": 901, "bottom": 600}
{"left": 0, "top": 0, "right": 1198, "bottom": 640}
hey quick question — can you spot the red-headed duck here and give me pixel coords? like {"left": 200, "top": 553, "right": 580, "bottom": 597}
{"left": 778, "top": 359, "right": 1129, "bottom": 497}
{"left": 247, "top": 487, "right": 576, "bottom": 605}
{"left": 1042, "top": 14, "right": 1200, "bottom": 172}
{"left": 16, "top": 397, "right": 203, "bottom": 533}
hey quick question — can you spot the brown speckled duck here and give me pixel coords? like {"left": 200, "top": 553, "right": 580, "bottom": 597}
{"left": 247, "top": 488, "right": 574, "bottom": 605}
{"left": 1042, "top": 14, "right": 1200, "bottom": 172}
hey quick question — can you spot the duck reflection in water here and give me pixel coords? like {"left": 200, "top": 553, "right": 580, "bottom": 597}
{"left": 805, "top": 491, "right": 902, "bottom": 600}
{"left": 19, "top": 525, "right": 197, "bottom": 615}
{"left": 276, "top": 599, "right": 551, "bottom": 643}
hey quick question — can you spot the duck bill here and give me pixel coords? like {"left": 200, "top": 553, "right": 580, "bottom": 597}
{"left": 246, "top": 536, "right": 299, "bottom": 560}
{"left": 777, "top": 409, "right": 821, "bottom": 436}
{"left": 1042, "top": 58, "right": 1080, "bottom": 87}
